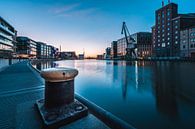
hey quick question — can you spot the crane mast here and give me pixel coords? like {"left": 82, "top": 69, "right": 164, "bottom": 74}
{"left": 121, "top": 22, "right": 136, "bottom": 59}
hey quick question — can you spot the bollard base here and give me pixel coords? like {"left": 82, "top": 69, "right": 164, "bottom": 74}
{"left": 36, "top": 99, "right": 88, "bottom": 129}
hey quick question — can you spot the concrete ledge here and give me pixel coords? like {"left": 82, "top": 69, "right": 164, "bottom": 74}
{"left": 75, "top": 94, "right": 135, "bottom": 129}
{"left": 36, "top": 99, "right": 88, "bottom": 129}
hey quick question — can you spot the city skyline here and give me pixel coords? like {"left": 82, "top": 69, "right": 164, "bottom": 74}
{"left": 1, "top": 0, "right": 195, "bottom": 57}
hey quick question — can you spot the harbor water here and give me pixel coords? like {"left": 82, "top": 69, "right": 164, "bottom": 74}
{"left": 33, "top": 60, "right": 195, "bottom": 129}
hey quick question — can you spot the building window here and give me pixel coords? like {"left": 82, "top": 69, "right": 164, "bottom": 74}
{"left": 190, "top": 44, "right": 193, "bottom": 48}
{"left": 167, "top": 22, "right": 170, "bottom": 26}
{"left": 175, "top": 25, "right": 178, "bottom": 29}
{"left": 191, "top": 39, "right": 195, "bottom": 42}
{"left": 175, "top": 36, "right": 178, "bottom": 39}
{"left": 167, "top": 28, "right": 170, "bottom": 31}
{"left": 158, "top": 14, "right": 161, "bottom": 19}
{"left": 162, "top": 25, "right": 165, "bottom": 28}
{"left": 190, "top": 32, "right": 195, "bottom": 36}
{"left": 175, "top": 31, "right": 178, "bottom": 34}
{"left": 162, "top": 43, "right": 166, "bottom": 47}
{"left": 175, "top": 41, "right": 178, "bottom": 44}
{"left": 162, "top": 13, "right": 164, "bottom": 18}
{"left": 162, "top": 20, "right": 165, "bottom": 24}
{"left": 167, "top": 33, "right": 170, "bottom": 36}
{"left": 191, "top": 28, "right": 195, "bottom": 31}
{"left": 183, "top": 45, "right": 185, "bottom": 49}
{"left": 168, "top": 37, "right": 170, "bottom": 40}
{"left": 167, "top": 9, "right": 171, "bottom": 16}
{"left": 167, "top": 42, "right": 170, "bottom": 45}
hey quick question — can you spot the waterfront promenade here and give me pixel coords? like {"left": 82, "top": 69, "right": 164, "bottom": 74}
{"left": 0, "top": 61, "right": 111, "bottom": 129}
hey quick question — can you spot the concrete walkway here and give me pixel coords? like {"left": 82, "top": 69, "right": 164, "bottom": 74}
{"left": 0, "top": 61, "right": 110, "bottom": 129}
{"left": 0, "top": 61, "right": 44, "bottom": 94}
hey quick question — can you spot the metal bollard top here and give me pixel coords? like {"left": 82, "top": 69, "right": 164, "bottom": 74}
{"left": 41, "top": 67, "right": 78, "bottom": 82}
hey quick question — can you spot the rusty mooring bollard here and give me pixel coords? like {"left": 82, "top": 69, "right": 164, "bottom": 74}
{"left": 41, "top": 68, "right": 78, "bottom": 108}
{"left": 36, "top": 67, "right": 88, "bottom": 128}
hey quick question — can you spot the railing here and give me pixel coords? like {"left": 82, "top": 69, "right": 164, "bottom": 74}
{"left": 0, "top": 38, "right": 13, "bottom": 47}
{"left": 0, "top": 31, "right": 13, "bottom": 41}
{"left": 0, "top": 24, "right": 15, "bottom": 36}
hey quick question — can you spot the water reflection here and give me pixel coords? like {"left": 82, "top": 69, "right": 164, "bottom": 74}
{"left": 33, "top": 61, "right": 58, "bottom": 71}
{"left": 153, "top": 62, "right": 178, "bottom": 117}
{"left": 33, "top": 60, "right": 195, "bottom": 129}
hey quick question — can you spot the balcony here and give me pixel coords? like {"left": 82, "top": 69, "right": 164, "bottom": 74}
{"left": 0, "top": 24, "right": 15, "bottom": 36}
{"left": 0, "top": 31, "right": 13, "bottom": 41}
{"left": 0, "top": 38, "right": 13, "bottom": 47}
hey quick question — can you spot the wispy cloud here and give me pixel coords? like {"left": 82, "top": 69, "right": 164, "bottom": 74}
{"left": 52, "top": 3, "right": 80, "bottom": 14}
{"left": 58, "top": 8, "right": 97, "bottom": 17}
{"left": 50, "top": 3, "right": 97, "bottom": 18}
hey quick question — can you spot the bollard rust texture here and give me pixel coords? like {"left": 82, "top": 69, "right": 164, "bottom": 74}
{"left": 36, "top": 67, "right": 88, "bottom": 128}
{"left": 41, "top": 67, "right": 78, "bottom": 108}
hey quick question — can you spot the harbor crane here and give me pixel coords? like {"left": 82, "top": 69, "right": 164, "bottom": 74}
{"left": 121, "top": 22, "right": 136, "bottom": 59}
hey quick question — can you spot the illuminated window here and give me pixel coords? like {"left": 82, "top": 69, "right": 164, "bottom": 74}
{"left": 162, "top": 43, "right": 166, "bottom": 47}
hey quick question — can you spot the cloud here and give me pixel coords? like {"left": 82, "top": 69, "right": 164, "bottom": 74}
{"left": 52, "top": 3, "right": 80, "bottom": 14}
{"left": 58, "top": 8, "right": 97, "bottom": 17}
{"left": 50, "top": 3, "right": 97, "bottom": 18}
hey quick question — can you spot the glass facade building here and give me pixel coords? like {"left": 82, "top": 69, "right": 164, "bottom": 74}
{"left": 0, "top": 16, "right": 17, "bottom": 58}
{"left": 131, "top": 32, "right": 152, "bottom": 58}
{"left": 36, "top": 42, "right": 47, "bottom": 59}
{"left": 117, "top": 36, "right": 135, "bottom": 59}
{"left": 16, "top": 37, "right": 37, "bottom": 58}
{"left": 36, "top": 42, "right": 56, "bottom": 59}
{"left": 111, "top": 41, "right": 117, "bottom": 59}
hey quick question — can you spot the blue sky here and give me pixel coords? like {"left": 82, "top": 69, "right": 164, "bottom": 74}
{"left": 0, "top": 0, "right": 195, "bottom": 56}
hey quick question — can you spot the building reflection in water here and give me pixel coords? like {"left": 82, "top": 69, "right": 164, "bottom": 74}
{"left": 35, "top": 61, "right": 58, "bottom": 71}
{"left": 111, "top": 60, "right": 179, "bottom": 117}
{"left": 153, "top": 62, "right": 178, "bottom": 118}
{"left": 112, "top": 61, "right": 149, "bottom": 99}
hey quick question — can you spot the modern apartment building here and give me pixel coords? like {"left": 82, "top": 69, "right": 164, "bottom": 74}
{"left": 16, "top": 36, "right": 37, "bottom": 58}
{"left": 131, "top": 32, "right": 152, "bottom": 58}
{"left": 111, "top": 41, "right": 117, "bottom": 59}
{"left": 36, "top": 42, "right": 56, "bottom": 59}
{"left": 36, "top": 42, "right": 48, "bottom": 59}
{"left": 0, "top": 16, "right": 17, "bottom": 58}
{"left": 104, "top": 47, "right": 111, "bottom": 59}
{"left": 180, "top": 26, "right": 195, "bottom": 58}
{"left": 117, "top": 36, "right": 135, "bottom": 59}
{"left": 152, "top": 2, "right": 195, "bottom": 57}
{"left": 59, "top": 51, "right": 77, "bottom": 59}
{"left": 48, "top": 45, "right": 57, "bottom": 59}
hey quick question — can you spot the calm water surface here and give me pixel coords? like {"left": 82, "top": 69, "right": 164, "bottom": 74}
{"left": 34, "top": 60, "right": 195, "bottom": 129}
